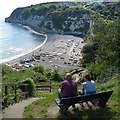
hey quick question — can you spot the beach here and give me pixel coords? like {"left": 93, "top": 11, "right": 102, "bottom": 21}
{"left": 3, "top": 33, "right": 84, "bottom": 71}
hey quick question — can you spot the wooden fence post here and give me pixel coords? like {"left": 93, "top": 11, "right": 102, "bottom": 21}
{"left": 4, "top": 85, "right": 8, "bottom": 107}
{"left": 14, "top": 84, "right": 17, "bottom": 103}
{"left": 25, "top": 84, "right": 28, "bottom": 99}
{"left": 49, "top": 79, "right": 52, "bottom": 92}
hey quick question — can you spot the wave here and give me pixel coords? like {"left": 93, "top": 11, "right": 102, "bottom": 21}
{"left": 9, "top": 46, "right": 24, "bottom": 52}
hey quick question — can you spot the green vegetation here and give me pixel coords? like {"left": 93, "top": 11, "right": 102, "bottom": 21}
{"left": 81, "top": 2, "right": 119, "bottom": 82}
{"left": 23, "top": 75, "right": 119, "bottom": 119}
{"left": 1, "top": 64, "right": 65, "bottom": 84}
{"left": 2, "top": 1, "right": 119, "bottom": 119}
{"left": 82, "top": 17, "right": 119, "bottom": 81}
{"left": 1, "top": 64, "right": 64, "bottom": 108}
{"left": 24, "top": 89, "right": 58, "bottom": 118}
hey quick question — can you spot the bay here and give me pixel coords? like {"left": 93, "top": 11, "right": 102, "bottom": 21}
{"left": 0, "top": 20, "right": 45, "bottom": 62}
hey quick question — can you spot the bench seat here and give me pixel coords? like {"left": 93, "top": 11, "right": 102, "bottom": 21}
{"left": 55, "top": 90, "right": 113, "bottom": 114}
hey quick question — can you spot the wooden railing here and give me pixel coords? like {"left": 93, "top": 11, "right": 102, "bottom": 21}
{"left": 36, "top": 85, "right": 50, "bottom": 91}
{"left": 2, "top": 83, "right": 29, "bottom": 109}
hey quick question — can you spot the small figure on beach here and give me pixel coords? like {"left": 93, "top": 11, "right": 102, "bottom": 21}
{"left": 58, "top": 73, "right": 78, "bottom": 99}
{"left": 79, "top": 74, "right": 96, "bottom": 95}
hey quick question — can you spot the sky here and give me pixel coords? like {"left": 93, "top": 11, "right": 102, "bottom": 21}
{"left": 0, "top": 0, "right": 70, "bottom": 20}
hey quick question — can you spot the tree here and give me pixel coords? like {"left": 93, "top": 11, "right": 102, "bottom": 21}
{"left": 81, "top": 43, "right": 98, "bottom": 64}
{"left": 49, "top": 4, "right": 57, "bottom": 11}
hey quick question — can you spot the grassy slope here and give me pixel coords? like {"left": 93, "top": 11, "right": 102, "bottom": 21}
{"left": 23, "top": 76, "right": 119, "bottom": 119}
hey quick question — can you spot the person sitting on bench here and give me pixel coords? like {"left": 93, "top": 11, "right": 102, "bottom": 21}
{"left": 79, "top": 74, "right": 96, "bottom": 95}
{"left": 58, "top": 73, "right": 78, "bottom": 99}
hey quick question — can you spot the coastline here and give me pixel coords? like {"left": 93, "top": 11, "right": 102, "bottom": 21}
{"left": 0, "top": 34, "right": 47, "bottom": 64}
{"left": 1, "top": 24, "right": 85, "bottom": 71}
{"left": 0, "top": 25, "right": 48, "bottom": 64}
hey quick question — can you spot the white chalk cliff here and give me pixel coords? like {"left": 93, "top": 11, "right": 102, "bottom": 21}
{"left": 5, "top": 2, "right": 91, "bottom": 37}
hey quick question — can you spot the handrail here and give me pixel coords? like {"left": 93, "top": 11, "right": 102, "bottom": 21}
{"left": 2, "top": 83, "right": 29, "bottom": 109}
{"left": 2, "top": 83, "right": 28, "bottom": 86}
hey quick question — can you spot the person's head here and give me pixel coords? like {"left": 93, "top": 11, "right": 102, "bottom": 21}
{"left": 65, "top": 73, "right": 72, "bottom": 81}
{"left": 84, "top": 74, "right": 91, "bottom": 81}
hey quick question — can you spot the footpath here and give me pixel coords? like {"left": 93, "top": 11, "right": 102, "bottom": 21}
{"left": 2, "top": 98, "right": 39, "bottom": 118}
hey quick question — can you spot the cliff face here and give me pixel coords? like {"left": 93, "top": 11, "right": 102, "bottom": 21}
{"left": 5, "top": 2, "right": 91, "bottom": 37}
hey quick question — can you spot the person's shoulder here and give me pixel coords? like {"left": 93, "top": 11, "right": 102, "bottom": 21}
{"left": 82, "top": 81, "right": 87, "bottom": 85}
{"left": 62, "top": 80, "right": 67, "bottom": 84}
{"left": 73, "top": 80, "right": 77, "bottom": 84}
{"left": 73, "top": 80, "right": 77, "bottom": 82}
{"left": 91, "top": 80, "right": 95, "bottom": 83}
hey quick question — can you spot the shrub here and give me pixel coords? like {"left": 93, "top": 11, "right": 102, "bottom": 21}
{"left": 32, "top": 65, "right": 44, "bottom": 74}
{"left": 81, "top": 43, "right": 97, "bottom": 64}
{"left": 21, "top": 78, "right": 35, "bottom": 97}
{"left": 51, "top": 69, "right": 63, "bottom": 82}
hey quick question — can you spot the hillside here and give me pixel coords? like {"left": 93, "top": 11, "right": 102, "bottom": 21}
{"left": 5, "top": 2, "right": 91, "bottom": 37}
{"left": 5, "top": 2, "right": 119, "bottom": 37}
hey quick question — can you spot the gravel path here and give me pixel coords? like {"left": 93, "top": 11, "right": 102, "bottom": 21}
{"left": 2, "top": 97, "right": 39, "bottom": 118}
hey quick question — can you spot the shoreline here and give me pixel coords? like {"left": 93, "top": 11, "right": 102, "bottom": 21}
{"left": 0, "top": 26, "right": 48, "bottom": 64}
{"left": 0, "top": 34, "right": 47, "bottom": 64}
{"left": 3, "top": 34, "right": 84, "bottom": 71}
{"left": 1, "top": 24, "right": 85, "bottom": 71}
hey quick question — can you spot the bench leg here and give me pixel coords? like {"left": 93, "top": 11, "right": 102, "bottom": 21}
{"left": 60, "top": 105, "right": 69, "bottom": 115}
{"left": 59, "top": 107, "right": 63, "bottom": 114}
{"left": 97, "top": 92, "right": 113, "bottom": 107}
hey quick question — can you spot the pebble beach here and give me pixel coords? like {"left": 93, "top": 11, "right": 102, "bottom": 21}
{"left": 2, "top": 33, "right": 84, "bottom": 71}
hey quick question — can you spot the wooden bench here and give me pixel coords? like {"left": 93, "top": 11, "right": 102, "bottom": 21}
{"left": 55, "top": 90, "right": 113, "bottom": 114}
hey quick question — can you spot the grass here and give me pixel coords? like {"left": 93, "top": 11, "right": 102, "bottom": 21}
{"left": 23, "top": 77, "right": 119, "bottom": 119}
{"left": 24, "top": 90, "right": 58, "bottom": 118}
{"left": 23, "top": 81, "right": 59, "bottom": 118}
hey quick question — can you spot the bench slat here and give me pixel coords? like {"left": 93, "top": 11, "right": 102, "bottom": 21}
{"left": 54, "top": 90, "right": 113, "bottom": 114}
{"left": 59, "top": 90, "right": 113, "bottom": 105}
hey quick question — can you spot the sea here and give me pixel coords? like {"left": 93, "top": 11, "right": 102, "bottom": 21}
{"left": 0, "top": 20, "right": 46, "bottom": 63}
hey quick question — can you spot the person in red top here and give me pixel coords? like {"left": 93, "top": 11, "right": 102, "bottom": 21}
{"left": 58, "top": 73, "right": 78, "bottom": 98}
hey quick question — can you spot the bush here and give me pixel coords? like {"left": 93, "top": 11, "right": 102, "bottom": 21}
{"left": 32, "top": 65, "right": 44, "bottom": 74}
{"left": 81, "top": 43, "right": 97, "bottom": 64}
{"left": 51, "top": 69, "right": 63, "bottom": 82}
{"left": 21, "top": 78, "right": 35, "bottom": 97}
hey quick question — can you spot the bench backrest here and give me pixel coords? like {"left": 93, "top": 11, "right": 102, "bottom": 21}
{"left": 60, "top": 90, "right": 113, "bottom": 107}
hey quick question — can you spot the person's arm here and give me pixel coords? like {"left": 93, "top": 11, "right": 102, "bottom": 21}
{"left": 60, "top": 82, "right": 64, "bottom": 93}
{"left": 82, "top": 83, "right": 86, "bottom": 92}
{"left": 76, "top": 81, "right": 79, "bottom": 96}
{"left": 82, "top": 87, "right": 85, "bottom": 92}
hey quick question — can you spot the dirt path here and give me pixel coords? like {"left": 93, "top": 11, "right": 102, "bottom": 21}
{"left": 2, "top": 97, "right": 39, "bottom": 118}
{"left": 47, "top": 105, "right": 60, "bottom": 118}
